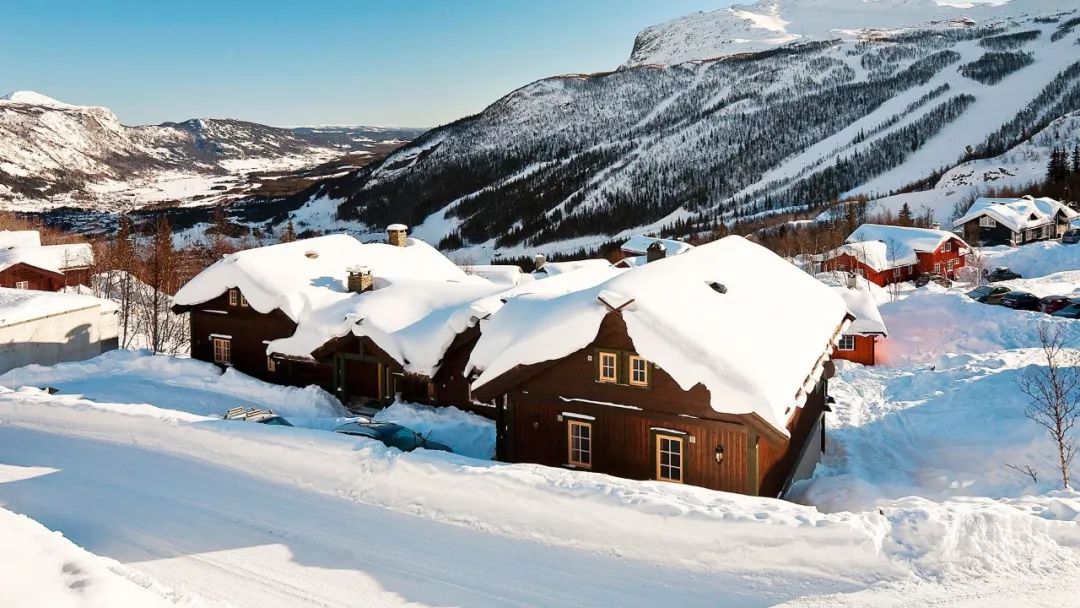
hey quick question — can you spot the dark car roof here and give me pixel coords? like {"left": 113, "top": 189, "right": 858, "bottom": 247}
{"left": 1004, "top": 291, "right": 1036, "bottom": 297}
{"left": 1041, "top": 295, "right": 1073, "bottom": 301}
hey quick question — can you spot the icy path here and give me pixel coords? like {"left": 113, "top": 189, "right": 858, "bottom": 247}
{"left": 0, "top": 411, "right": 847, "bottom": 607}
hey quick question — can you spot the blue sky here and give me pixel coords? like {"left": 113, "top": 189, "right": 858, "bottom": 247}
{"left": 1, "top": 0, "right": 724, "bottom": 128}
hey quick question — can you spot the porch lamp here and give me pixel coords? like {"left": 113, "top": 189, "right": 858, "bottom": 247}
{"left": 714, "top": 444, "right": 724, "bottom": 464}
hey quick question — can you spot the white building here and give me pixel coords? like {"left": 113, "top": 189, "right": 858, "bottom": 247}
{"left": 0, "top": 288, "right": 118, "bottom": 374}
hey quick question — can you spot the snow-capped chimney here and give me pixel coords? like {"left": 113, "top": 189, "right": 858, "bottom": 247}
{"left": 931, "top": 222, "right": 941, "bottom": 230}
{"left": 387, "top": 224, "right": 408, "bottom": 247}
{"left": 347, "top": 265, "right": 374, "bottom": 293}
{"left": 533, "top": 254, "right": 546, "bottom": 272}
{"left": 646, "top": 241, "right": 666, "bottom": 263}
{"left": 846, "top": 271, "right": 858, "bottom": 289}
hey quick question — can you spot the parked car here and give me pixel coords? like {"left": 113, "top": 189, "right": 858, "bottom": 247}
{"left": 1000, "top": 291, "right": 1041, "bottom": 311}
{"left": 967, "top": 285, "right": 1011, "bottom": 304}
{"left": 915, "top": 272, "right": 952, "bottom": 288}
{"left": 1062, "top": 229, "right": 1080, "bottom": 245}
{"left": 224, "top": 407, "right": 293, "bottom": 426}
{"left": 985, "top": 267, "right": 1022, "bottom": 282}
{"left": 333, "top": 421, "right": 453, "bottom": 453}
{"left": 1052, "top": 302, "right": 1080, "bottom": 319}
{"left": 1040, "top": 295, "right": 1075, "bottom": 315}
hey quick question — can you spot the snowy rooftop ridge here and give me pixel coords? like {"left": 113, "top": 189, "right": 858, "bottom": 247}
{"left": 953, "top": 196, "right": 1077, "bottom": 233}
{"left": 620, "top": 235, "right": 694, "bottom": 257}
{"left": 0, "top": 243, "right": 94, "bottom": 274}
{"left": 468, "top": 236, "right": 850, "bottom": 434}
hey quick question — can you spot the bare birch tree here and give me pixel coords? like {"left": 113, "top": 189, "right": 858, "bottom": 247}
{"left": 1017, "top": 322, "right": 1080, "bottom": 488}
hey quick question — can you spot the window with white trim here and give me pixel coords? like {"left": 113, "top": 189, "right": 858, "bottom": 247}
{"left": 14, "top": 281, "right": 28, "bottom": 290}
{"left": 892, "top": 267, "right": 901, "bottom": 278}
{"left": 240, "top": 294, "right": 249, "bottom": 307}
{"left": 567, "top": 420, "right": 592, "bottom": 468}
{"left": 212, "top": 337, "right": 232, "bottom": 365}
{"left": 656, "top": 434, "right": 684, "bottom": 483}
{"left": 629, "top": 355, "right": 649, "bottom": 387}
{"left": 943, "top": 241, "right": 952, "bottom": 252}
{"left": 267, "top": 356, "right": 276, "bottom": 372}
{"left": 838, "top": 335, "right": 856, "bottom": 351}
{"left": 228, "top": 289, "right": 238, "bottom": 306}
{"left": 598, "top": 351, "right": 617, "bottom": 383}
{"left": 979, "top": 216, "right": 996, "bottom": 228}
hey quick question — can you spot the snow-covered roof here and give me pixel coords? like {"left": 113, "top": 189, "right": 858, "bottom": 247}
{"left": 953, "top": 196, "right": 1077, "bottom": 233}
{"left": 0, "top": 287, "right": 112, "bottom": 327}
{"left": 469, "top": 236, "right": 850, "bottom": 435}
{"left": 831, "top": 224, "right": 964, "bottom": 271}
{"left": 0, "top": 243, "right": 94, "bottom": 274}
{"left": 534, "top": 259, "right": 613, "bottom": 277}
{"left": 619, "top": 235, "right": 694, "bottom": 257}
{"left": 174, "top": 234, "right": 503, "bottom": 371}
{"left": 820, "top": 277, "right": 888, "bottom": 337}
{"left": 0, "top": 230, "right": 41, "bottom": 248}
{"left": 464, "top": 264, "right": 532, "bottom": 288}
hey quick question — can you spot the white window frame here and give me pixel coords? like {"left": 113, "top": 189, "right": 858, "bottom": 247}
{"left": 943, "top": 241, "right": 952, "bottom": 253}
{"left": 228, "top": 289, "right": 238, "bottom": 306}
{"left": 656, "top": 434, "right": 684, "bottom": 484}
{"left": 598, "top": 351, "right": 617, "bottom": 384}
{"left": 979, "top": 216, "right": 996, "bottom": 228}
{"left": 14, "top": 280, "right": 28, "bottom": 290}
{"left": 240, "top": 293, "right": 249, "bottom": 307}
{"left": 266, "top": 356, "right": 276, "bottom": 372}
{"left": 892, "top": 267, "right": 901, "bottom": 278}
{"left": 838, "top": 335, "right": 856, "bottom": 351}
{"left": 212, "top": 337, "right": 232, "bottom": 365}
{"left": 629, "top": 355, "right": 649, "bottom": 387}
{"left": 567, "top": 420, "right": 592, "bottom": 469}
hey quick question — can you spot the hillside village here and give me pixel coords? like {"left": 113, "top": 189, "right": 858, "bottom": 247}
{"left": 4, "top": 2, "right": 1080, "bottom": 607}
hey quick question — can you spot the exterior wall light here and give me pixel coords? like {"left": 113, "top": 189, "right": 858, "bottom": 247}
{"left": 714, "top": 444, "right": 724, "bottom": 464}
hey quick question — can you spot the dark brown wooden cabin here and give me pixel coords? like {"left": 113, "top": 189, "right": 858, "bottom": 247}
{"left": 173, "top": 287, "right": 333, "bottom": 391}
{"left": 472, "top": 312, "right": 832, "bottom": 497}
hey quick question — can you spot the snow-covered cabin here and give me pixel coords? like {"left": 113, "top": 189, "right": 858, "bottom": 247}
{"left": 466, "top": 236, "right": 852, "bottom": 497}
{"left": 953, "top": 196, "right": 1078, "bottom": 247}
{"left": 821, "top": 224, "right": 968, "bottom": 287}
{"left": 822, "top": 274, "right": 888, "bottom": 366}
{"left": 0, "top": 242, "right": 94, "bottom": 292}
{"left": 0, "top": 288, "right": 118, "bottom": 374}
{"left": 531, "top": 255, "right": 613, "bottom": 277}
{"left": 173, "top": 228, "right": 504, "bottom": 412}
{"left": 614, "top": 235, "right": 694, "bottom": 268}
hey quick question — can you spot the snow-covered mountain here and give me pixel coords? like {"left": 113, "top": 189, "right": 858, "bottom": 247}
{"left": 0, "top": 91, "right": 423, "bottom": 211}
{"left": 289, "top": 1, "right": 1077, "bottom": 260}
{"left": 624, "top": 0, "right": 1065, "bottom": 67}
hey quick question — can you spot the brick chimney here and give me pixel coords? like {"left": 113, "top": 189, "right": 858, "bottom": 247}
{"left": 347, "top": 265, "right": 374, "bottom": 293}
{"left": 387, "top": 224, "right": 408, "bottom": 247}
{"left": 646, "top": 241, "right": 666, "bottom": 263}
{"left": 533, "top": 253, "right": 546, "bottom": 272}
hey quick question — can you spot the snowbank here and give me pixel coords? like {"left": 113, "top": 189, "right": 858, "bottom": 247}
{"left": 0, "top": 504, "right": 187, "bottom": 608}
{"left": 0, "top": 349, "right": 348, "bottom": 419}
{"left": 980, "top": 242, "right": 1080, "bottom": 279}
{"left": 373, "top": 401, "right": 495, "bottom": 459}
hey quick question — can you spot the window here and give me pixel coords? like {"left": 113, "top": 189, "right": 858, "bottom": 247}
{"left": 212, "top": 337, "right": 232, "bottom": 365}
{"left": 934, "top": 263, "right": 943, "bottom": 274}
{"left": 943, "top": 241, "right": 952, "bottom": 253}
{"left": 240, "top": 294, "right": 249, "bottom": 307}
{"left": 838, "top": 335, "right": 856, "bottom": 351}
{"left": 629, "top": 355, "right": 649, "bottom": 387}
{"left": 567, "top": 420, "right": 592, "bottom": 468}
{"left": 266, "top": 356, "right": 276, "bottom": 372}
{"left": 14, "top": 281, "right": 28, "bottom": 290}
{"left": 598, "top": 351, "right": 617, "bottom": 383}
{"left": 228, "top": 289, "right": 238, "bottom": 306}
{"left": 979, "top": 216, "right": 996, "bottom": 228}
{"left": 656, "top": 435, "right": 684, "bottom": 483}
{"left": 892, "top": 268, "right": 901, "bottom": 278}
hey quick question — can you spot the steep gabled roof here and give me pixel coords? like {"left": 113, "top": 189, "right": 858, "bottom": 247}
{"left": 953, "top": 196, "right": 1078, "bottom": 232}
{"left": 818, "top": 274, "right": 888, "bottom": 337}
{"left": 468, "top": 236, "right": 850, "bottom": 435}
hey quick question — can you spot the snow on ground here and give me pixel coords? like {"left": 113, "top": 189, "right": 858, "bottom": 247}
{"left": 0, "top": 349, "right": 347, "bottom": 419}
{"left": 0, "top": 490, "right": 196, "bottom": 608}
{"left": 372, "top": 401, "right": 495, "bottom": 459}
{"left": 981, "top": 241, "right": 1080, "bottom": 279}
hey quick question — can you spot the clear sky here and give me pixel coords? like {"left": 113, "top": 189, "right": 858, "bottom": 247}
{"left": 1, "top": 0, "right": 725, "bottom": 128}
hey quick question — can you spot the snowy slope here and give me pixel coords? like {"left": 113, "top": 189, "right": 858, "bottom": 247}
{"left": 315, "top": 2, "right": 1080, "bottom": 262}
{"left": 624, "top": 0, "right": 1066, "bottom": 67}
{"left": 0, "top": 91, "right": 422, "bottom": 212}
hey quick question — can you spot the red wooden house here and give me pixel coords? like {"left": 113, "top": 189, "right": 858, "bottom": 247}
{"left": 821, "top": 224, "right": 968, "bottom": 287}
{"left": 0, "top": 242, "right": 95, "bottom": 291}
{"left": 467, "top": 236, "right": 852, "bottom": 497}
{"left": 827, "top": 275, "right": 888, "bottom": 366}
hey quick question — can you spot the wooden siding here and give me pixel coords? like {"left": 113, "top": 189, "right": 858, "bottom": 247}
{"left": 494, "top": 312, "right": 825, "bottom": 495}
{"left": 832, "top": 335, "right": 877, "bottom": 365}
{"left": 823, "top": 236, "right": 967, "bottom": 287}
{"left": 758, "top": 379, "right": 826, "bottom": 497}
{"left": 0, "top": 263, "right": 65, "bottom": 291}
